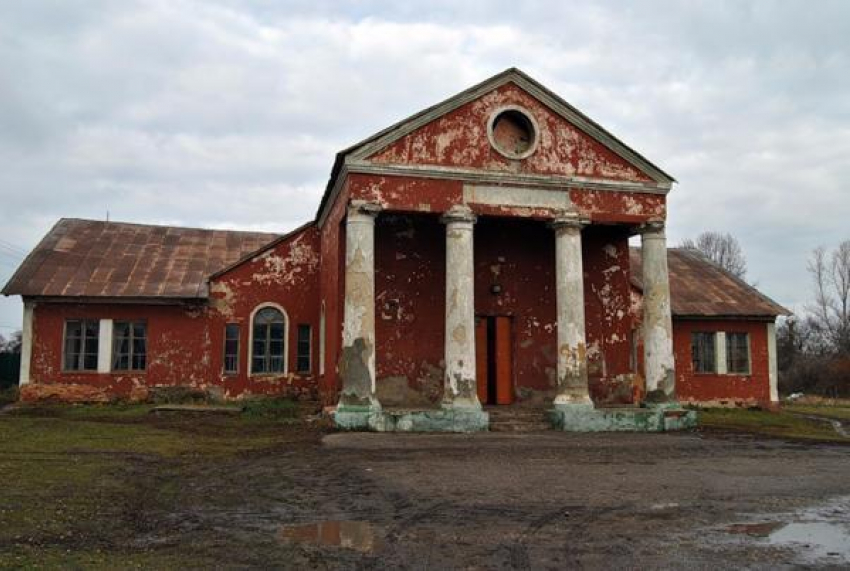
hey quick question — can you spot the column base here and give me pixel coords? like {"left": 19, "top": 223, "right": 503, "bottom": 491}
{"left": 334, "top": 404, "right": 489, "bottom": 433}
{"left": 548, "top": 402, "right": 696, "bottom": 432}
{"left": 334, "top": 402, "right": 382, "bottom": 431}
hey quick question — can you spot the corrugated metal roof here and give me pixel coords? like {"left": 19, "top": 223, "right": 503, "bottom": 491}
{"left": 630, "top": 247, "right": 789, "bottom": 318}
{"left": 1, "top": 219, "right": 278, "bottom": 299}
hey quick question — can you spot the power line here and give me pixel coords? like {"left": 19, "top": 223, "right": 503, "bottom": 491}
{"left": 0, "top": 237, "right": 27, "bottom": 252}
{"left": 0, "top": 239, "right": 27, "bottom": 257}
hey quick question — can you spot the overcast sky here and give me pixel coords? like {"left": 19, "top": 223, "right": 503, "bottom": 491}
{"left": 1, "top": 0, "right": 848, "bottom": 332}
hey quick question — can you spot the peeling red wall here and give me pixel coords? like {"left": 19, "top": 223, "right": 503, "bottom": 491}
{"left": 368, "top": 82, "right": 653, "bottom": 183}
{"left": 672, "top": 319, "right": 772, "bottom": 407}
{"left": 317, "top": 181, "right": 350, "bottom": 404}
{"left": 374, "top": 214, "right": 446, "bottom": 405}
{"left": 372, "top": 213, "right": 636, "bottom": 406}
{"left": 348, "top": 173, "right": 665, "bottom": 225}
{"left": 26, "top": 226, "right": 322, "bottom": 402}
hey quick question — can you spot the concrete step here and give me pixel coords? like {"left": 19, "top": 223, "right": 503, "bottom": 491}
{"left": 486, "top": 408, "right": 551, "bottom": 432}
{"left": 490, "top": 421, "right": 551, "bottom": 433}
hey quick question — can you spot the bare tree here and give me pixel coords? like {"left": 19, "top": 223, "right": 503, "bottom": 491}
{"left": 807, "top": 240, "right": 850, "bottom": 355}
{"left": 680, "top": 231, "right": 747, "bottom": 279}
{"left": 0, "top": 331, "right": 22, "bottom": 354}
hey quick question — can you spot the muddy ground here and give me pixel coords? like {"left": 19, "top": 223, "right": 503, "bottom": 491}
{"left": 2, "top": 407, "right": 850, "bottom": 569}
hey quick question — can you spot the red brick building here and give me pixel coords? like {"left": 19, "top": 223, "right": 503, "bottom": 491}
{"left": 2, "top": 69, "right": 787, "bottom": 431}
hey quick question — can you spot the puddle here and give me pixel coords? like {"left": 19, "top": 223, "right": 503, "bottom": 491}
{"left": 768, "top": 522, "right": 850, "bottom": 560}
{"left": 724, "top": 496, "right": 850, "bottom": 563}
{"left": 726, "top": 522, "right": 785, "bottom": 537}
{"left": 278, "top": 521, "right": 382, "bottom": 553}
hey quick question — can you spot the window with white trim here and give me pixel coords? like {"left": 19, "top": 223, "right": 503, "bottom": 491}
{"left": 64, "top": 319, "right": 99, "bottom": 371}
{"left": 726, "top": 332, "right": 751, "bottom": 374}
{"left": 251, "top": 307, "right": 285, "bottom": 374}
{"left": 113, "top": 321, "right": 147, "bottom": 371}
{"left": 296, "top": 324, "right": 311, "bottom": 373}
{"left": 691, "top": 332, "right": 716, "bottom": 374}
{"left": 223, "top": 324, "right": 240, "bottom": 374}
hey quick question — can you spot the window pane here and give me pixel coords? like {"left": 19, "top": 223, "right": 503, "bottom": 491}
{"left": 269, "top": 323, "right": 284, "bottom": 340}
{"left": 133, "top": 323, "right": 147, "bottom": 339}
{"left": 727, "top": 333, "right": 749, "bottom": 374}
{"left": 66, "top": 320, "right": 83, "bottom": 338}
{"left": 252, "top": 356, "right": 266, "bottom": 374}
{"left": 692, "top": 332, "right": 716, "bottom": 373}
{"left": 297, "top": 324, "right": 311, "bottom": 373}
{"left": 255, "top": 307, "right": 284, "bottom": 325}
{"left": 84, "top": 337, "right": 99, "bottom": 355}
{"left": 84, "top": 320, "right": 99, "bottom": 337}
{"left": 224, "top": 324, "right": 239, "bottom": 373}
{"left": 64, "top": 334, "right": 80, "bottom": 370}
{"left": 269, "top": 356, "right": 283, "bottom": 372}
{"left": 84, "top": 354, "right": 98, "bottom": 371}
{"left": 114, "top": 322, "right": 130, "bottom": 337}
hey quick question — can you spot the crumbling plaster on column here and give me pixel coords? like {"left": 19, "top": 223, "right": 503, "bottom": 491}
{"left": 441, "top": 204, "right": 480, "bottom": 409}
{"left": 640, "top": 220, "right": 676, "bottom": 402}
{"left": 552, "top": 212, "right": 592, "bottom": 406}
{"left": 338, "top": 201, "right": 382, "bottom": 410}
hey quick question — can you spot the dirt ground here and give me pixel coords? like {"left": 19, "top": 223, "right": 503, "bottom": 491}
{"left": 1, "top": 406, "right": 850, "bottom": 569}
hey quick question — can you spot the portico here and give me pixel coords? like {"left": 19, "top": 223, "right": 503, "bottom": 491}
{"left": 334, "top": 196, "right": 687, "bottom": 432}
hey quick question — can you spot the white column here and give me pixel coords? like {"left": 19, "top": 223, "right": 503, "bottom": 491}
{"left": 552, "top": 212, "right": 592, "bottom": 406}
{"left": 441, "top": 205, "right": 480, "bottom": 410}
{"left": 640, "top": 220, "right": 676, "bottom": 402}
{"left": 19, "top": 301, "right": 34, "bottom": 386}
{"left": 767, "top": 321, "right": 778, "bottom": 403}
{"left": 97, "top": 319, "right": 114, "bottom": 373}
{"left": 338, "top": 201, "right": 382, "bottom": 410}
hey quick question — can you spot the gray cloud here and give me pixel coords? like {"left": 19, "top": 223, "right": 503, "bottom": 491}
{"left": 1, "top": 0, "right": 848, "bottom": 327}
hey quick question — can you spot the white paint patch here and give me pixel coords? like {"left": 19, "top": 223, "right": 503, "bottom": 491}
{"left": 463, "top": 184, "right": 573, "bottom": 210}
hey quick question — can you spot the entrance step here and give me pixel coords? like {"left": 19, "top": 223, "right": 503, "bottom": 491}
{"left": 486, "top": 407, "right": 551, "bottom": 432}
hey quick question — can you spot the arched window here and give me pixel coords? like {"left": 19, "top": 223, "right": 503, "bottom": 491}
{"left": 251, "top": 305, "right": 287, "bottom": 374}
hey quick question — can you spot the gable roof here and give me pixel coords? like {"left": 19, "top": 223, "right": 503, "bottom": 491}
{"left": 1, "top": 219, "right": 279, "bottom": 300}
{"left": 316, "top": 67, "right": 676, "bottom": 224}
{"left": 630, "top": 248, "right": 790, "bottom": 318}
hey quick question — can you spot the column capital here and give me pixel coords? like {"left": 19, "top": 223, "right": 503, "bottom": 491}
{"left": 550, "top": 211, "right": 589, "bottom": 232}
{"left": 347, "top": 200, "right": 382, "bottom": 221}
{"left": 441, "top": 204, "right": 477, "bottom": 226}
{"left": 638, "top": 218, "right": 666, "bottom": 237}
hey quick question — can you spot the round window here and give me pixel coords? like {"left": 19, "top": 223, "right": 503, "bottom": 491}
{"left": 487, "top": 106, "right": 539, "bottom": 160}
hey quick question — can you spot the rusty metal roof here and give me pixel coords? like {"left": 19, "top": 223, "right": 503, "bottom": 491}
{"left": 630, "top": 248, "right": 789, "bottom": 318}
{"left": 1, "top": 219, "right": 279, "bottom": 300}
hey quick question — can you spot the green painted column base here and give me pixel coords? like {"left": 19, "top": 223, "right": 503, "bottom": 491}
{"left": 548, "top": 403, "right": 697, "bottom": 432}
{"left": 334, "top": 406, "right": 489, "bottom": 433}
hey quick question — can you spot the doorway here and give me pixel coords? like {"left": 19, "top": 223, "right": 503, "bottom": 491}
{"left": 475, "top": 315, "right": 513, "bottom": 405}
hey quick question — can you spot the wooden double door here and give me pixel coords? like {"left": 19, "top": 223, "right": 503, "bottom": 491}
{"left": 475, "top": 315, "right": 513, "bottom": 405}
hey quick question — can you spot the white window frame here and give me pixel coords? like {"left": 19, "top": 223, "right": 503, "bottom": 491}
{"left": 248, "top": 302, "right": 289, "bottom": 376}
{"left": 725, "top": 331, "right": 752, "bottom": 376}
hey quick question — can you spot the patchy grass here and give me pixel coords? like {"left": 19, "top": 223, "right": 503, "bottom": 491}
{"left": 783, "top": 403, "right": 850, "bottom": 421}
{"left": 241, "top": 396, "right": 301, "bottom": 418}
{"left": 698, "top": 408, "right": 849, "bottom": 443}
{"left": 0, "top": 401, "right": 320, "bottom": 567}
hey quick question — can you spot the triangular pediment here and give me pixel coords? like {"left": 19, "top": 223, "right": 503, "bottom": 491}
{"left": 345, "top": 68, "right": 673, "bottom": 185}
